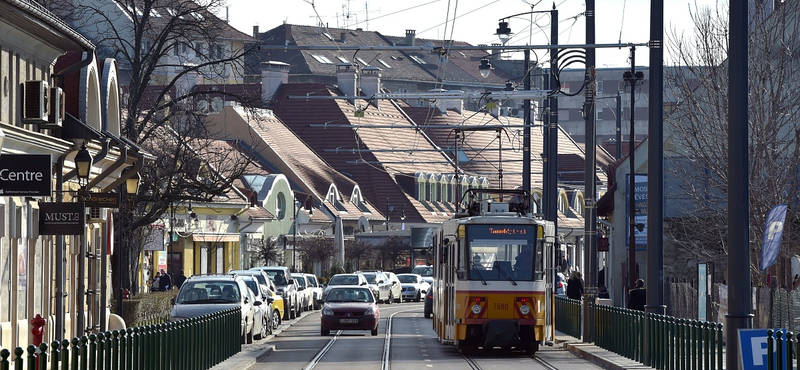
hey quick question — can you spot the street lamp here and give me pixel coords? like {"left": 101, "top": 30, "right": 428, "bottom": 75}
{"left": 74, "top": 142, "right": 93, "bottom": 189}
{"left": 117, "top": 165, "right": 139, "bottom": 315}
{"left": 623, "top": 47, "right": 644, "bottom": 292}
{"left": 72, "top": 142, "right": 92, "bottom": 336}
{"left": 478, "top": 59, "right": 493, "bottom": 78}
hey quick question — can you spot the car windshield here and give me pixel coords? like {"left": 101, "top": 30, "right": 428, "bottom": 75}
{"left": 329, "top": 275, "right": 358, "bottom": 285}
{"left": 326, "top": 288, "right": 373, "bottom": 303}
{"left": 176, "top": 282, "right": 241, "bottom": 304}
{"left": 363, "top": 273, "right": 378, "bottom": 284}
{"left": 244, "top": 279, "right": 259, "bottom": 297}
{"left": 293, "top": 276, "right": 307, "bottom": 288}
{"left": 307, "top": 276, "right": 318, "bottom": 286}
{"left": 412, "top": 266, "right": 433, "bottom": 277}
{"left": 398, "top": 275, "right": 419, "bottom": 283}
{"left": 268, "top": 272, "right": 288, "bottom": 285}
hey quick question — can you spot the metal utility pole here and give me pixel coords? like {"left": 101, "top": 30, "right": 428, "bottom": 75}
{"left": 623, "top": 47, "right": 643, "bottom": 291}
{"left": 726, "top": 0, "right": 752, "bottom": 368}
{"left": 581, "top": 0, "right": 596, "bottom": 343}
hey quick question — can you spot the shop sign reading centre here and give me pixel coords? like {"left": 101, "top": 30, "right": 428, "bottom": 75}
{"left": 39, "top": 202, "right": 85, "bottom": 235}
{"left": 0, "top": 154, "right": 51, "bottom": 196}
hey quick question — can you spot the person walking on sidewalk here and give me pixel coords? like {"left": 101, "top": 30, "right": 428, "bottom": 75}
{"left": 566, "top": 271, "right": 584, "bottom": 300}
{"left": 628, "top": 279, "right": 646, "bottom": 311}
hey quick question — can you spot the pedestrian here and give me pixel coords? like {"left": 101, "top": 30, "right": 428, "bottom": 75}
{"left": 566, "top": 271, "right": 584, "bottom": 300}
{"left": 151, "top": 271, "right": 160, "bottom": 292}
{"left": 175, "top": 270, "right": 186, "bottom": 289}
{"left": 628, "top": 278, "right": 646, "bottom": 311}
{"left": 159, "top": 268, "right": 172, "bottom": 291}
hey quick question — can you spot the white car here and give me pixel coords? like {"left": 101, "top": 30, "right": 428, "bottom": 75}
{"left": 359, "top": 271, "right": 393, "bottom": 304}
{"left": 304, "top": 273, "right": 324, "bottom": 310}
{"left": 411, "top": 265, "right": 434, "bottom": 285}
{"left": 397, "top": 273, "right": 430, "bottom": 302}
{"left": 292, "top": 273, "right": 314, "bottom": 312}
{"left": 383, "top": 271, "right": 404, "bottom": 303}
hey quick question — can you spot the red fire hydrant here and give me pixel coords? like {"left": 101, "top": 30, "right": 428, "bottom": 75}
{"left": 123, "top": 288, "right": 131, "bottom": 299}
{"left": 31, "top": 314, "right": 46, "bottom": 346}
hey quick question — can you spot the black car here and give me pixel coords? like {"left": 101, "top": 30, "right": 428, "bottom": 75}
{"left": 423, "top": 288, "right": 433, "bottom": 318}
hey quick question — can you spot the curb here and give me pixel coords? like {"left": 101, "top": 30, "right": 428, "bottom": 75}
{"left": 561, "top": 341, "right": 655, "bottom": 370}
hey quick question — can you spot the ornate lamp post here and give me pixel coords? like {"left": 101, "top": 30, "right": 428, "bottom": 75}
{"left": 73, "top": 142, "right": 92, "bottom": 335}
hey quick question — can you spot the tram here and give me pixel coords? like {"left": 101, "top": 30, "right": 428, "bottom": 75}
{"left": 432, "top": 188, "right": 556, "bottom": 355}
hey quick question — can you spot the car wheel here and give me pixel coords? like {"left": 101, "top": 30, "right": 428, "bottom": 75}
{"left": 396, "top": 293, "right": 403, "bottom": 304}
{"left": 246, "top": 319, "right": 255, "bottom": 344}
{"left": 289, "top": 299, "right": 296, "bottom": 319}
{"left": 321, "top": 328, "right": 330, "bottom": 336}
{"left": 371, "top": 327, "right": 378, "bottom": 336}
{"left": 261, "top": 315, "right": 269, "bottom": 338}
{"left": 273, "top": 310, "right": 282, "bottom": 329}
{"left": 424, "top": 311, "right": 431, "bottom": 319}
{"left": 386, "top": 292, "right": 393, "bottom": 305}
{"left": 416, "top": 292, "right": 421, "bottom": 302}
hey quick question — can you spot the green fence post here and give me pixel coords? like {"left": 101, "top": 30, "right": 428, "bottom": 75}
{"left": 94, "top": 332, "right": 103, "bottom": 370}
{"left": 13, "top": 347, "right": 23, "bottom": 370}
{"left": 111, "top": 331, "right": 119, "bottom": 370}
{"left": 37, "top": 343, "right": 48, "bottom": 370}
{"left": 61, "top": 339, "right": 70, "bottom": 370}
{"left": 26, "top": 344, "right": 36, "bottom": 370}
{"left": 50, "top": 341, "right": 60, "bottom": 370}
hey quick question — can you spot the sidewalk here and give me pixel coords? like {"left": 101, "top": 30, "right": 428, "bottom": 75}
{"left": 211, "top": 315, "right": 655, "bottom": 370}
{"left": 554, "top": 332, "right": 656, "bottom": 370}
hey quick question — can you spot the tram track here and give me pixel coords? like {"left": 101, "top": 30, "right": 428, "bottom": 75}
{"left": 461, "top": 350, "right": 560, "bottom": 370}
{"left": 303, "top": 307, "right": 416, "bottom": 370}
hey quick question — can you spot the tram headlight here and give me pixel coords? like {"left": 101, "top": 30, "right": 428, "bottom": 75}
{"left": 471, "top": 304, "right": 482, "bottom": 315}
{"left": 520, "top": 305, "right": 531, "bottom": 315}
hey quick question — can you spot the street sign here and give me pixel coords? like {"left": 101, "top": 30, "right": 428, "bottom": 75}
{"left": 0, "top": 154, "right": 51, "bottom": 196}
{"left": 39, "top": 202, "right": 85, "bottom": 235}
{"left": 739, "top": 328, "right": 788, "bottom": 370}
{"left": 81, "top": 192, "right": 121, "bottom": 208}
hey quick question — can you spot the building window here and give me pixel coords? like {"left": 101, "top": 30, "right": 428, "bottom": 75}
{"left": 355, "top": 57, "right": 368, "bottom": 66}
{"left": 336, "top": 56, "right": 349, "bottom": 63}
{"left": 276, "top": 193, "right": 286, "bottom": 220}
{"left": 596, "top": 81, "right": 604, "bottom": 94}
{"left": 311, "top": 54, "right": 333, "bottom": 64}
{"left": 409, "top": 55, "right": 426, "bottom": 64}
{"left": 377, "top": 59, "right": 392, "bottom": 69}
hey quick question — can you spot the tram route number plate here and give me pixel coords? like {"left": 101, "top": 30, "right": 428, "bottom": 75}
{"left": 340, "top": 319, "right": 358, "bottom": 323}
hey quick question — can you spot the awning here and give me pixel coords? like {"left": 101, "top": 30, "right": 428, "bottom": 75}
{"left": 192, "top": 235, "right": 240, "bottom": 243}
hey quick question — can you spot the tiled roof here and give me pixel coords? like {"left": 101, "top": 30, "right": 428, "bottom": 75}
{"left": 258, "top": 24, "right": 509, "bottom": 87}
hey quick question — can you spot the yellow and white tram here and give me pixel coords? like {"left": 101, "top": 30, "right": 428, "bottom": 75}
{"left": 432, "top": 188, "right": 556, "bottom": 355}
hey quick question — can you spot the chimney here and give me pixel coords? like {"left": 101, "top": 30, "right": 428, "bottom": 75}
{"left": 336, "top": 63, "right": 358, "bottom": 104}
{"left": 340, "top": 32, "right": 347, "bottom": 43}
{"left": 253, "top": 25, "right": 259, "bottom": 38}
{"left": 285, "top": 24, "right": 292, "bottom": 41}
{"left": 491, "top": 43, "right": 502, "bottom": 60}
{"left": 261, "top": 61, "right": 290, "bottom": 103}
{"left": 405, "top": 30, "right": 416, "bottom": 46}
{"left": 428, "top": 89, "right": 463, "bottom": 116}
{"left": 361, "top": 66, "right": 382, "bottom": 109}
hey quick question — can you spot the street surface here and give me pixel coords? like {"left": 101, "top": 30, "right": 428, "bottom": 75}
{"left": 243, "top": 302, "right": 602, "bottom": 370}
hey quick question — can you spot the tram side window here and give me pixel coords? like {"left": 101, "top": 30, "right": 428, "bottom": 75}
{"left": 534, "top": 243, "right": 544, "bottom": 280}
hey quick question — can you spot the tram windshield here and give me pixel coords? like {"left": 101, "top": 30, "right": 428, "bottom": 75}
{"left": 465, "top": 224, "right": 537, "bottom": 281}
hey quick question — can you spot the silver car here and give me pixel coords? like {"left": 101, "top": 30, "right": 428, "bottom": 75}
{"left": 397, "top": 273, "right": 430, "bottom": 302}
{"left": 170, "top": 274, "right": 256, "bottom": 344}
{"left": 359, "top": 271, "right": 392, "bottom": 304}
{"left": 242, "top": 275, "right": 274, "bottom": 339}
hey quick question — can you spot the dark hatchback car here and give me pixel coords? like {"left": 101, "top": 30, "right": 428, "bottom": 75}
{"left": 320, "top": 286, "right": 380, "bottom": 336}
{"left": 424, "top": 288, "right": 433, "bottom": 318}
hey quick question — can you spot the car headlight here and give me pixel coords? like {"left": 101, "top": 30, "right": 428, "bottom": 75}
{"left": 364, "top": 307, "right": 375, "bottom": 315}
{"left": 322, "top": 307, "right": 334, "bottom": 316}
{"left": 520, "top": 305, "right": 530, "bottom": 315}
{"left": 471, "top": 304, "right": 482, "bottom": 315}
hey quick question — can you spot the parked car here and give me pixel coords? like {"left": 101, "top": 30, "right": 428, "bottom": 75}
{"left": 320, "top": 286, "right": 380, "bottom": 336}
{"left": 397, "top": 273, "right": 430, "bottom": 302}
{"left": 170, "top": 274, "right": 256, "bottom": 344}
{"left": 323, "top": 273, "right": 368, "bottom": 300}
{"left": 252, "top": 266, "right": 300, "bottom": 320}
{"left": 411, "top": 265, "right": 434, "bottom": 285}
{"left": 241, "top": 275, "right": 274, "bottom": 339}
{"left": 423, "top": 287, "right": 433, "bottom": 318}
{"left": 292, "top": 273, "right": 314, "bottom": 312}
{"left": 231, "top": 269, "right": 284, "bottom": 328}
{"left": 383, "top": 271, "right": 403, "bottom": 303}
{"left": 555, "top": 272, "right": 568, "bottom": 296}
{"left": 304, "top": 273, "right": 324, "bottom": 310}
{"left": 358, "top": 271, "right": 392, "bottom": 304}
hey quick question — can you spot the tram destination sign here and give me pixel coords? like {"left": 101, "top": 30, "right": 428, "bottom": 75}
{"left": 0, "top": 154, "right": 51, "bottom": 196}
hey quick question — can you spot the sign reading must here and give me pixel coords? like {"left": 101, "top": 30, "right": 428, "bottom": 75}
{"left": 0, "top": 154, "right": 51, "bottom": 196}
{"left": 39, "top": 202, "right": 85, "bottom": 235}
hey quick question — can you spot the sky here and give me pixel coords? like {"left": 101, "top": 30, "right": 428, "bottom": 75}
{"left": 222, "top": 0, "right": 720, "bottom": 68}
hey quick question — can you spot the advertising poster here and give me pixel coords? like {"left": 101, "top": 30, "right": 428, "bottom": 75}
{"left": 625, "top": 174, "right": 648, "bottom": 251}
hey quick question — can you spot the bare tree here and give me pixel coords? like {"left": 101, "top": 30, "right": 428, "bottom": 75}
{"left": 253, "top": 237, "right": 282, "bottom": 267}
{"left": 377, "top": 235, "right": 408, "bottom": 271}
{"left": 345, "top": 239, "right": 375, "bottom": 272}
{"left": 299, "top": 236, "right": 336, "bottom": 273}
{"left": 663, "top": 0, "right": 800, "bottom": 280}
{"left": 46, "top": 0, "right": 261, "bottom": 294}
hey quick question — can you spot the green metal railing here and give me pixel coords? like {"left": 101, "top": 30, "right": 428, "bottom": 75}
{"left": 554, "top": 296, "right": 581, "bottom": 339}
{"left": 0, "top": 307, "right": 241, "bottom": 370}
{"left": 555, "top": 299, "right": 724, "bottom": 370}
{"left": 767, "top": 330, "right": 799, "bottom": 370}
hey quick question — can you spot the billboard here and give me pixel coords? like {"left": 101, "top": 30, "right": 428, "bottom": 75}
{"left": 625, "top": 174, "right": 647, "bottom": 251}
